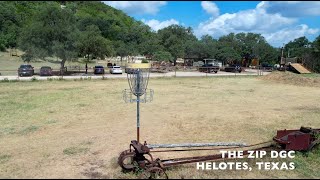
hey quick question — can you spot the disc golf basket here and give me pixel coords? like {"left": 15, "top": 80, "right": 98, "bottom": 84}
{"left": 123, "top": 63, "right": 153, "bottom": 143}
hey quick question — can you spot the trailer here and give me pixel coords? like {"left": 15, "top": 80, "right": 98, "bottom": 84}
{"left": 198, "top": 59, "right": 220, "bottom": 73}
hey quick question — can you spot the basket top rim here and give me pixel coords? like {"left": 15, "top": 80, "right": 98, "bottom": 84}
{"left": 126, "top": 63, "right": 151, "bottom": 69}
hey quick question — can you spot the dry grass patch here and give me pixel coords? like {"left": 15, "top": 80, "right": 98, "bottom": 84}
{"left": 0, "top": 77, "right": 319, "bottom": 178}
{"left": 261, "top": 71, "right": 320, "bottom": 87}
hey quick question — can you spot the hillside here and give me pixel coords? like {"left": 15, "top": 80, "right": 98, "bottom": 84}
{"left": 0, "top": 1, "right": 149, "bottom": 49}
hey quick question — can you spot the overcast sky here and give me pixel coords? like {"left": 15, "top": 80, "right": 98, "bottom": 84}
{"left": 103, "top": 1, "right": 320, "bottom": 47}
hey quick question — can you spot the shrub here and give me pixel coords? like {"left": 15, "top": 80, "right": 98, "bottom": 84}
{"left": 141, "top": 59, "right": 149, "bottom": 63}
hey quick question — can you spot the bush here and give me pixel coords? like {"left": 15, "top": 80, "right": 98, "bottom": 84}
{"left": 141, "top": 59, "right": 149, "bottom": 63}
{"left": 0, "top": 44, "right": 5, "bottom": 52}
{"left": 2, "top": 78, "right": 9, "bottom": 82}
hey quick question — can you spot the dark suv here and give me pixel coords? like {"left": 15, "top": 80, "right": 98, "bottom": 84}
{"left": 93, "top": 65, "right": 105, "bottom": 74}
{"left": 18, "top": 64, "right": 34, "bottom": 77}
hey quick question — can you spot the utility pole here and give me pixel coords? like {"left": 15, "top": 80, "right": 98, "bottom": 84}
{"left": 281, "top": 43, "right": 286, "bottom": 72}
{"left": 281, "top": 47, "right": 284, "bottom": 64}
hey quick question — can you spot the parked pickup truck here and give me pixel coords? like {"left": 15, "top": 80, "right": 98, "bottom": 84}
{"left": 199, "top": 64, "right": 220, "bottom": 73}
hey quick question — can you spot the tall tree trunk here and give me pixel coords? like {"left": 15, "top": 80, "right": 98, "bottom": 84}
{"left": 60, "top": 58, "right": 66, "bottom": 75}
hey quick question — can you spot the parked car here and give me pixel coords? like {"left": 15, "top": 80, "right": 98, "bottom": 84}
{"left": 261, "top": 63, "right": 273, "bottom": 71}
{"left": 224, "top": 64, "right": 242, "bottom": 73}
{"left": 18, "top": 64, "right": 34, "bottom": 77}
{"left": 93, "top": 65, "right": 105, "bottom": 74}
{"left": 107, "top": 63, "right": 113, "bottom": 68}
{"left": 39, "top": 66, "right": 53, "bottom": 76}
{"left": 110, "top": 66, "right": 123, "bottom": 74}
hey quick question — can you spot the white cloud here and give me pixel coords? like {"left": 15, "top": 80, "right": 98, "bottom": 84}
{"left": 195, "top": 7, "right": 296, "bottom": 38}
{"left": 195, "top": 3, "right": 318, "bottom": 47}
{"left": 141, "top": 19, "right": 179, "bottom": 31}
{"left": 201, "top": 1, "right": 219, "bottom": 18}
{"left": 103, "top": 1, "right": 167, "bottom": 15}
{"left": 258, "top": 1, "right": 320, "bottom": 17}
{"left": 263, "top": 24, "right": 319, "bottom": 47}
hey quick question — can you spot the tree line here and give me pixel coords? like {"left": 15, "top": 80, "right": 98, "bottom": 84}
{"left": 0, "top": 1, "right": 319, "bottom": 72}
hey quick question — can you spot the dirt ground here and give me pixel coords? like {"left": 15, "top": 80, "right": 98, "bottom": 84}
{"left": 0, "top": 76, "right": 319, "bottom": 178}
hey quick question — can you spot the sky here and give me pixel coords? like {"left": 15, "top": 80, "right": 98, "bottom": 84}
{"left": 103, "top": 1, "right": 320, "bottom": 47}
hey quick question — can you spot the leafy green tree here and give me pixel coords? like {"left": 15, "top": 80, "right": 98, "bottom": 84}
{"left": 75, "top": 1, "right": 135, "bottom": 42}
{"left": 216, "top": 46, "right": 241, "bottom": 65}
{"left": 0, "top": 1, "right": 47, "bottom": 50}
{"left": 308, "top": 35, "right": 320, "bottom": 72}
{"left": 313, "top": 36, "right": 320, "bottom": 72}
{"left": 236, "top": 33, "right": 267, "bottom": 56}
{"left": 184, "top": 40, "right": 203, "bottom": 58}
{"left": 153, "top": 51, "right": 173, "bottom": 62}
{"left": 158, "top": 25, "right": 197, "bottom": 65}
{"left": 113, "top": 41, "right": 139, "bottom": 61}
{"left": 284, "top": 36, "right": 311, "bottom": 58}
{"left": 200, "top": 35, "right": 218, "bottom": 58}
{"left": 283, "top": 36, "right": 320, "bottom": 72}
{"left": 252, "top": 42, "right": 278, "bottom": 64}
{"left": 219, "top": 33, "right": 241, "bottom": 53}
{"left": 0, "top": 2, "right": 19, "bottom": 50}
{"left": 218, "top": 32, "right": 277, "bottom": 65}
{"left": 114, "top": 41, "right": 129, "bottom": 61}
{"left": 77, "top": 25, "right": 114, "bottom": 61}
{"left": 18, "top": 2, "right": 79, "bottom": 72}
{"left": 138, "top": 33, "right": 164, "bottom": 56}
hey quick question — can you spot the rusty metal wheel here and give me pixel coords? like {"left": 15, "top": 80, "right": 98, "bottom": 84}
{"left": 118, "top": 149, "right": 135, "bottom": 171}
{"left": 139, "top": 167, "right": 168, "bottom": 179}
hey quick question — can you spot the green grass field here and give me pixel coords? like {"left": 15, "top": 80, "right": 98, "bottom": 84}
{"left": 0, "top": 75, "right": 319, "bottom": 178}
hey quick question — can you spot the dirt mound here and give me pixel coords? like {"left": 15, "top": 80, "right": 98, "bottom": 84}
{"left": 260, "top": 71, "right": 320, "bottom": 87}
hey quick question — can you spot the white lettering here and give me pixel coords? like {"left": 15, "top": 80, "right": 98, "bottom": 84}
{"left": 196, "top": 162, "right": 205, "bottom": 170}
{"left": 206, "top": 162, "right": 212, "bottom": 170}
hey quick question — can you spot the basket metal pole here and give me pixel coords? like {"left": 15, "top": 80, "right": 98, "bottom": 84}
{"left": 136, "top": 70, "right": 141, "bottom": 143}
{"left": 137, "top": 95, "right": 140, "bottom": 143}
